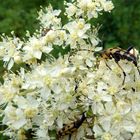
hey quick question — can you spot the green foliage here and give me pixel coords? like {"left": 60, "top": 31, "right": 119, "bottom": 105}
{"left": 97, "top": 0, "right": 140, "bottom": 50}
{"left": 0, "top": 0, "right": 139, "bottom": 49}
{"left": 0, "top": 0, "right": 65, "bottom": 38}
{"left": 0, "top": 0, "right": 47, "bottom": 37}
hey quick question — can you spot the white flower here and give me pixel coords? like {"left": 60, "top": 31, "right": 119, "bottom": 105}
{"left": 36, "top": 128, "right": 50, "bottom": 140}
{"left": 65, "top": 3, "right": 77, "bottom": 17}
{"left": 42, "top": 29, "right": 67, "bottom": 48}
{"left": 64, "top": 19, "right": 90, "bottom": 48}
{"left": 38, "top": 5, "right": 61, "bottom": 29}
{"left": 101, "top": 0, "right": 114, "bottom": 12}
{"left": 123, "top": 121, "right": 136, "bottom": 133}
{"left": 3, "top": 105, "right": 27, "bottom": 129}
{"left": 23, "top": 36, "right": 53, "bottom": 61}
{"left": 0, "top": 85, "right": 17, "bottom": 104}
{"left": 116, "top": 100, "right": 131, "bottom": 115}
{"left": 0, "top": 36, "right": 22, "bottom": 69}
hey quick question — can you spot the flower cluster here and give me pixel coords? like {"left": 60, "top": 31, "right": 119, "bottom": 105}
{"left": 65, "top": 0, "right": 114, "bottom": 19}
{"left": 1, "top": 0, "right": 140, "bottom": 140}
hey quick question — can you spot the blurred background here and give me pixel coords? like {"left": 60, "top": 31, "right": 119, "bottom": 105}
{"left": 0, "top": 0, "right": 140, "bottom": 50}
{"left": 0, "top": 0, "right": 140, "bottom": 139}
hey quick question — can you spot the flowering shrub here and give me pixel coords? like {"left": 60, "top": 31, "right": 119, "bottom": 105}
{"left": 0, "top": 0, "right": 140, "bottom": 140}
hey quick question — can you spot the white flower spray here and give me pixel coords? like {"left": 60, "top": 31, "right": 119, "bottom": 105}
{"left": 0, "top": 0, "right": 140, "bottom": 140}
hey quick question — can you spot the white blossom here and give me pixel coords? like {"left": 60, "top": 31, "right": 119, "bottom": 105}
{"left": 1, "top": 0, "right": 140, "bottom": 140}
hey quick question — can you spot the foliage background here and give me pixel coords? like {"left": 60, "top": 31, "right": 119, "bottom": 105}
{"left": 0, "top": 0, "right": 140, "bottom": 139}
{"left": 0, "top": 0, "right": 140, "bottom": 49}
